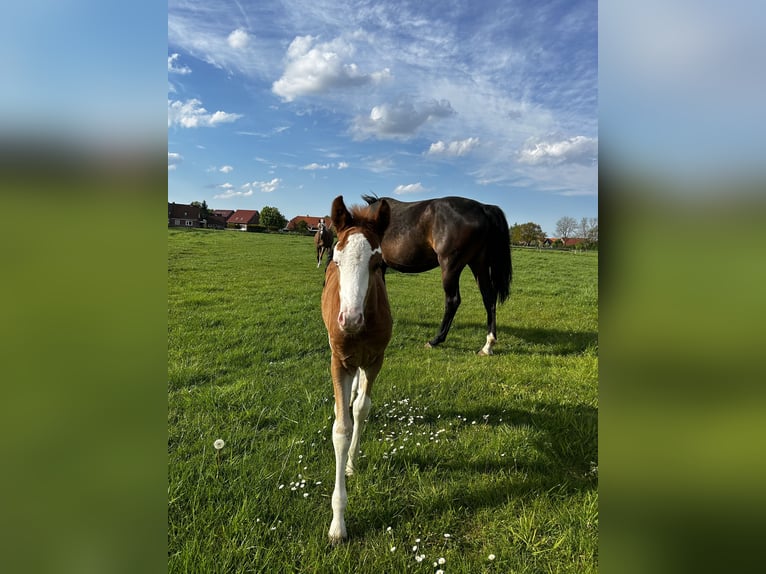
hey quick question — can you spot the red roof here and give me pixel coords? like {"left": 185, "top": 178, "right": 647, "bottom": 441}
{"left": 545, "top": 237, "right": 587, "bottom": 246}
{"left": 211, "top": 209, "right": 234, "bottom": 219}
{"left": 228, "top": 210, "right": 260, "bottom": 225}
{"left": 287, "top": 215, "right": 327, "bottom": 230}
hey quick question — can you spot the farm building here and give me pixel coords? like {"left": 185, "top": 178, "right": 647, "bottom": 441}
{"left": 168, "top": 202, "right": 201, "bottom": 228}
{"left": 227, "top": 210, "right": 260, "bottom": 230}
{"left": 203, "top": 213, "right": 228, "bottom": 229}
{"left": 543, "top": 237, "right": 589, "bottom": 248}
{"left": 211, "top": 209, "right": 234, "bottom": 220}
{"left": 286, "top": 215, "right": 329, "bottom": 232}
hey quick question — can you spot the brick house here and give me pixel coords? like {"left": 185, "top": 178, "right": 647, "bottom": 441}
{"left": 228, "top": 209, "right": 260, "bottom": 230}
{"left": 168, "top": 202, "right": 201, "bottom": 228}
{"left": 286, "top": 215, "right": 329, "bottom": 232}
{"left": 211, "top": 209, "right": 235, "bottom": 220}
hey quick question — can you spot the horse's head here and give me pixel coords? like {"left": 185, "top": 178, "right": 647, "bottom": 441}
{"left": 329, "top": 195, "right": 390, "bottom": 333}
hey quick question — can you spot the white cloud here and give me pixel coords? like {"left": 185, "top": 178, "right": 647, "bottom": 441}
{"left": 302, "top": 161, "right": 349, "bottom": 170}
{"left": 427, "top": 137, "right": 480, "bottom": 157}
{"left": 168, "top": 99, "right": 242, "bottom": 128}
{"left": 394, "top": 182, "right": 425, "bottom": 195}
{"left": 240, "top": 178, "right": 282, "bottom": 194}
{"left": 214, "top": 182, "right": 253, "bottom": 199}
{"left": 227, "top": 28, "right": 250, "bottom": 50}
{"left": 518, "top": 135, "right": 597, "bottom": 166}
{"left": 219, "top": 165, "right": 234, "bottom": 173}
{"left": 168, "top": 152, "right": 183, "bottom": 170}
{"left": 168, "top": 53, "right": 191, "bottom": 75}
{"left": 272, "top": 35, "right": 390, "bottom": 101}
{"left": 352, "top": 98, "right": 455, "bottom": 140}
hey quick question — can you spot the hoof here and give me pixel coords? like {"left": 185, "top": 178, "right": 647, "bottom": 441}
{"left": 425, "top": 342, "right": 433, "bottom": 349}
{"left": 477, "top": 347, "right": 494, "bottom": 356}
{"left": 328, "top": 523, "right": 347, "bottom": 545}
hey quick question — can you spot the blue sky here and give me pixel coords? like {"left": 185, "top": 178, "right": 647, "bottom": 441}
{"left": 168, "top": 0, "right": 597, "bottom": 235}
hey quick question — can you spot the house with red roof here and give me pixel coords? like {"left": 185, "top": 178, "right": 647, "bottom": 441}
{"left": 227, "top": 209, "right": 260, "bottom": 230}
{"left": 286, "top": 215, "right": 329, "bottom": 232}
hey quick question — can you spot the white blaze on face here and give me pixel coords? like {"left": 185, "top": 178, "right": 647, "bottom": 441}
{"left": 334, "top": 233, "right": 379, "bottom": 332}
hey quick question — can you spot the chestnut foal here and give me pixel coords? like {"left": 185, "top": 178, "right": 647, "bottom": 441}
{"left": 321, "top": 195, "right": 392, "bottom": 544}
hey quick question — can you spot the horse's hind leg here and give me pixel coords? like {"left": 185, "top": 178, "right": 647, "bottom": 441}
{"left": 475, "top": 266, "right": 498, "bottom": 355}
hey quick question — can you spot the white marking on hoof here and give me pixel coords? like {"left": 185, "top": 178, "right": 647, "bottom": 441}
{"left": 328, "top": 521, "right": 347, "bottom": 545}
{"left": 478, "top": 333, "right": 496, "bottom": 356}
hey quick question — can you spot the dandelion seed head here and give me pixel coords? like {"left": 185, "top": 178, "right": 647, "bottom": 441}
{"left": 488, "top": 553, "right": 496, "bottom": 561}
{"left": 438, "top": 557, "right": 446, "bottom": 564}
{"left": 213, "top": 439, "right": 225, "bottom": 450}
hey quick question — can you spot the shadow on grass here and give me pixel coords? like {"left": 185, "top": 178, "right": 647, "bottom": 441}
{"left": 349, "top": 400, "right": 597, "bottom": 538}
{"left": 393, "top": 318, "right": 597, "bottom": 355}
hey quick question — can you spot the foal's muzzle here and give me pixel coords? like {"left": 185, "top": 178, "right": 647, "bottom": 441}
{"left": 337, "top": 310, "right": 364, "bottom": 333}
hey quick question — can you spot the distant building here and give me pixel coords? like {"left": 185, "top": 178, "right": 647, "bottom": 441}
{"left": 211, "top": 209, "right": 235, "bottom": 220}
{"left": 286, "top": 215, "right": 329, "bottom": 232}
{"left": 203, "top": 213, "right": 228, "bottom": 229}
{"left": 228, "top": 209, "right": 260, "bottom": 229}
{"left": 168, "top": 202, "right": 201, "bottom": 228}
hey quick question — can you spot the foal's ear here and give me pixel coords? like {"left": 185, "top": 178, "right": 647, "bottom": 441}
{"left": 331, "top": 195, "right": 353, "bottom": 232}
{"left": 375, "top": 199, "right": 391, "bottom": 236}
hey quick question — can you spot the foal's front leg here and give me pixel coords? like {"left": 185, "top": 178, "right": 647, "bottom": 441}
{"left": 329, "top": 360, "right": 353, "bottom": 544}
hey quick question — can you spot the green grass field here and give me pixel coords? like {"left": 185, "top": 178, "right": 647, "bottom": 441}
{"left": 168, "top": 229, "right": 598, "bottom": 573}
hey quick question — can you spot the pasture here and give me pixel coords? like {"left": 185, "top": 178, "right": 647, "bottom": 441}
{"left": 168, "top": 229, "right": 598, "bottom": 573}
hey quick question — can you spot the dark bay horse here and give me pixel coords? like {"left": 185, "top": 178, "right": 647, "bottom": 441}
{"left": 321, "top": 195, "right": 392, "bottom": 544}
{"left": 362, "top": 194, "right": 511, "bottom": 355}
{"left": 314, "top": 220, "right": 333, "bottom": 267}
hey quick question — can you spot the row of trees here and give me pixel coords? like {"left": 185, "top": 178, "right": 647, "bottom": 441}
{"left": 510, "top": 216, "right": 598, "bottom": 249}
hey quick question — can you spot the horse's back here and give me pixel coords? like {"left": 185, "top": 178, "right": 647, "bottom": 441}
{"left": 373, "top": 196, "right": 496, "bottom": 270}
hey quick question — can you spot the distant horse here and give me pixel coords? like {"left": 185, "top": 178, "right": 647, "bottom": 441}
{"left": 321, "top": 195, "right": 392, "bottom": 544}
{"left": 314, "top": 220, "right": 333, "bottom": 268}
{"left": 362, "top": 194, "right": 512, "bottom": 355}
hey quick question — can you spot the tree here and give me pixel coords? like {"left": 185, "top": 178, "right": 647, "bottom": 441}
{"left": 294, "top": 220, "right": 309, "bottom": 234}
{"left": 510, "top": 222, "right": 545, "bottom": 246}
{"left": 260, "top": 206, "right": 287, "bottom": 230}
{"left": 555, "top": 216, "right": 577, "bottom": 244}
{"left": 191, "top": 200, "right": 209, "bottom": 219}
{"left": 578, "top": 217, "right": 598, "bottom": 248}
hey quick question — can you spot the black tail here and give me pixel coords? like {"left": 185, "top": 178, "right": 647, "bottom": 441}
{"left": 484, "top": 205, "right": 512, "bottom": 303}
